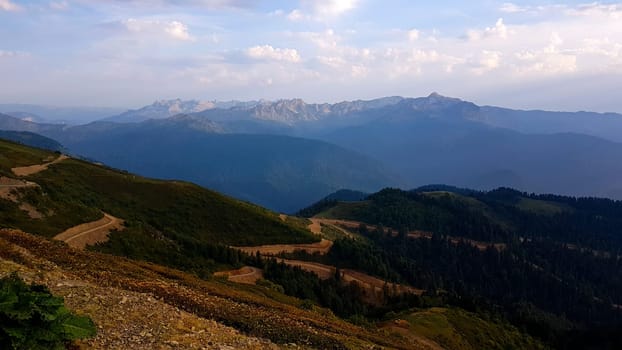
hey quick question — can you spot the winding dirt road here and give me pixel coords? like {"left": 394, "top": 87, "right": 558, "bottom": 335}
{"left": 54, "top": 213, "right": 124, "bottom": 249}
{"left": 308, "top": 218, "right": 322, "bottom": 235}
{"left": 214, "top": 266, "right": 263, "bottom": 285}
{"left": 234, "top": 217, "right": 334, "bottom": 255}
{"left": 276, "top": 258, "right": 423, "bottom": 304}
{"left": 0, "top": 177, "right": 42, "bottom": 218}
{"left": 11, "top": 154, "right": 69, "bottom": 176}
{"left": 0, "top": 177, "right": 38, "bottom": 197}
{"left": 235, "top": 239, "right": 333, "bottom": 256}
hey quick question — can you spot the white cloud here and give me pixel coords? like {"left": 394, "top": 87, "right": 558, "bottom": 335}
{"left": 514, "top": 51, "right": 577, "bottom": 75}
{"left": 467, "top": 18, "right": 508, "bottom": 41}
{"left": 577, "top": 37, "right": 622, "bottom": 62}
{"left": 545, "top": 32, "right": 563, "bottom": 53}
{"left": 3, "top": 0, "right": 622, "bottom": 110}
{"left": 306, "top": 0, "right": 358, "bottom": 17}
{"left": 565, "top": 3, "right": 622, "bottom": 18}
{"left": 50, "top": 1, "right": 69, "bottom": 10}
{"left": 499, "top": 3, "right": 526, "bottom": 13}
{"left": 165, "top": 21, "right": 192, "bottom": 41}
{"left": 408, "top": 29, "right": 420, "bottom": 41}
{"left": 286, "top": 9, "right": 308, "bottom": 21}
{"left": 472, "top": 50, "right": 502, "bottom": 74}
{"left": 246, "top": 45, "right": 301, "bottom": 63}
{"left": 513, "top": 33, "right": 577, "bottom": 75}
{"left": 286, "top": 0, "right": 359, "bottom": 21}
{"left": 81, "top": 0, "right": 254, "bottom": 10}
{"left": 317, "top": 55, "right": 347, "bottom": 68}
{"left": 296, "top": 29, "right": 340, "bottom": 50}
{"left": 122, "top": 18, "right": 194, "bottom": 41}
{"left": 0, "top": 0, "right": 20, "bottom": 11}
{"left": 486, "top": 18, "right": 507, "bottom": 39}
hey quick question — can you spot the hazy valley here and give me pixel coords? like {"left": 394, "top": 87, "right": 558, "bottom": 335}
{"left": 1, "top": 93, "right": 622, "bottom": 349}
{"left": 3, "top": 94, "right": 622, "bottom": 211}
{"left": 4, "top": 1, "right": 622, "bottom": 348}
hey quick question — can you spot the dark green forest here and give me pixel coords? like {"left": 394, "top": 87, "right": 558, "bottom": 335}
{"left": 296, "top": 187, "right": 622, "bottom": 349}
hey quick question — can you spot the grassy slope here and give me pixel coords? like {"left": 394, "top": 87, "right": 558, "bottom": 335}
{"left": 515, "top": 197, "right": 570, "bottom": 215}
{"left": 0, "top": 138, "right": 53, "bottom": 173}
{"left": 0, "top": 138, "right": 318, "bottom": 275}
{"left": 29, "top": 158, "right": 317, "bottom": 245}
{"left": 0, "top": 131, "right": 64, "bottom": 152}
{"left": 399, "top": 307, "right": 546, "bottom": 350}
{"left": 314, "top": 201, "right": 371, "bottom": 220}
{"left": 0, "top": 138, "right": 316, "bottom": 244}
{"left": 308, "top": 189, "right": 573, "bottom": 238}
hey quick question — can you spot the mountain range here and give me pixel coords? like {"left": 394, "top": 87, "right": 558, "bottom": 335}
{"left": 2, "top": 106, "right": 622, "bottom": 349}
{"left": 2, "top": 93, "right": 622, "bottom": 212}
{"left": 102, "top": 98, "right": 260, "bottom": 123}
{"left": 0, "top": 138, "right": 570, "bottom": 349}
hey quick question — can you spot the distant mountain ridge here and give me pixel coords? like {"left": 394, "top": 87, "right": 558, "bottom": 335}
{"left": 103, "top": 96, "right": 406, "bottom": 125}
{"left": 0, "top": 113, "right": 65, "bottom": 134}
{"left": 104, "top": 99, "right": 259, "bottom": 123}
{"left": 0, "top": 130, "right": 64, "bottom": 152}
{"left": 105, "top": 93, "right": 622, "bottom": 142}
{"left": 4, "top": 93, "right": 622, "bottom": 210}
{"left": 241, "top": 96, "right": 405, "bottom": 124}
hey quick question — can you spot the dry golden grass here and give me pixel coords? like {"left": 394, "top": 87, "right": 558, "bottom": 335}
{"left": 0, "top": 229, "right": 429, "bottom": 350}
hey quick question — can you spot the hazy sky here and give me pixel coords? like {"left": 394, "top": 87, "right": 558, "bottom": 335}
{"left": 1, "top": 1, "right": 621, "bottom": 112}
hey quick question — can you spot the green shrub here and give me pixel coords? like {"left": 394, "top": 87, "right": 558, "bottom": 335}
{"left": 256, "top": 279, "right": 285, "bottom": 293}
{"left": 0, "top": 273, "right": 96, "bottom": 349}
{"left": 300, "top": 299, "right": 315, "bottom": 310}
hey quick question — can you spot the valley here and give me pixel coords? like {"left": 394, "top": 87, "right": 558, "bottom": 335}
{"left": 4, "top": 2, "right": 622, "bottom": 348}
{"left": 0, "top": 138, "right": 555, "bottom": 349}
{"left": 6, "top": 93, "right": 622, "bottom": 212}
{"left": 2, "top": 96, "right": 622, "bottom": 349}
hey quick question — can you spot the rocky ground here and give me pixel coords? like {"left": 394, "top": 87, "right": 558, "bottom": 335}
{"left": 0, "top": 229, "right": 431, "bottom": 350}
{"left": 0, "top": 237, "right": 282, "bottom": 350}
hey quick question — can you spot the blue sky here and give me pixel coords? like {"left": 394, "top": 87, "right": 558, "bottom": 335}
{"left": 1, "top": 0, "right": 621, "bottom": 112}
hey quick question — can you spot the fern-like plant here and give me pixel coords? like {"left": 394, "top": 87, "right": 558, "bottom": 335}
{"left": 0, "top": 272, "right": 96, "bottom": 349}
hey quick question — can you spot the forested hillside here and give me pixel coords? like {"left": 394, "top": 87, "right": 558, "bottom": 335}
{"left": 299, "top": 187, "right": 622, "bottom": 348}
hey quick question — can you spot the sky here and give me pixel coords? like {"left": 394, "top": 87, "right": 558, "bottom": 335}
{"left": 1, "top": 0, "right": 622, "bottom": 112}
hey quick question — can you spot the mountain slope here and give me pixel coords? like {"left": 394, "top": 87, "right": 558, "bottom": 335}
{"left": 298, "top": 186, "right": 622, "bottom": 348}
{"left": 50, "top": 119, "right": 397, "bottom": 213}
{"left": 0, "top": 138, "right": 548, "bottom": 349}
{"left": 0, "top": 130, "right": 64, "bottom": 152}
{"left": 477, "top": 106, "right": 622, "bottom": 143}
{"left": 0, "top": 228, "right": 422, "bottom": 349}
{"left": 0, "top": 112, "right": 64, "bottom": 134}
{"left": 322, "top": 105, "right": 622, "bottom": 200}
{"left": 0, "top": 138, "right": 320, "bottom": 278}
